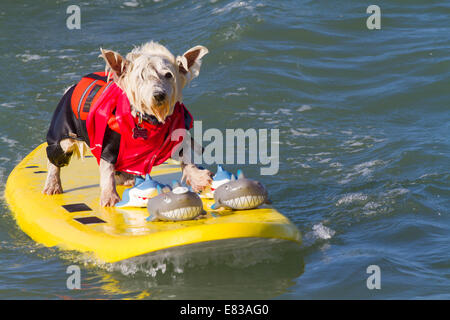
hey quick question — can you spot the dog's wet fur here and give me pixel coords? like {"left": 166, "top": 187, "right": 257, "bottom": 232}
{"left": 43, "top": 41, "right": 212, "bottom": 206}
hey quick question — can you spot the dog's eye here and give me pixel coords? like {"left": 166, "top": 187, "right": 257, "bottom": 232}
{"left": 164, "top": 72, "right": 173, "bottom": 79}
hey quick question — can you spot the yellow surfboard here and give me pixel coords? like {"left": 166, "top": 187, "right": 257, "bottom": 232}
{"left": 5, "top": 143, "right": 301, "bottom": 263}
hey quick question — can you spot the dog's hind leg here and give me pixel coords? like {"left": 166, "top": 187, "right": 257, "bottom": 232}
{"left": 43, "top": 138, "right": 83, "bottom": 195}
{"left": 43, "top": 160, "right": 63, "bottom": 195}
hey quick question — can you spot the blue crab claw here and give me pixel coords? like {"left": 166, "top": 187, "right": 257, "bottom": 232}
{"left": 146, "top": 214, "right": 158, "bottom": 222}
{"left": 156, "top": 185, "right": 163, "bottom": 195}
{"left": 237, "top": 169, "right": 245, "bottom": 179}
{"left": 211, "top": 202, "right": 221, "bottom": 210}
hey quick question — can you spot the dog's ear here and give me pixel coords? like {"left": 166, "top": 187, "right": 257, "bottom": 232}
{"left": 176, "top": 45, "right": 208, "bottom": 83}
{"left": 99, "top": 48, "right": 128, "bottom": 78}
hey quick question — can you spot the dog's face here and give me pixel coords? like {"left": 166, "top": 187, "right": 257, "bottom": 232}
{"left": 100, "top": 42, "right": 208, "bottom": 123}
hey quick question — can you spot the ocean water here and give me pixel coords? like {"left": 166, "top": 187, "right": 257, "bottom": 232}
{"left": 0, "top": 0, "right": 449, "bottom": 299}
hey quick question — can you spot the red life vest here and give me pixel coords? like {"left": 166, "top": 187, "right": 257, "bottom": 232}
{"left": 70, "top": 72, "right": 113, "bottom": 121}
{"left": 73, "top": 72, "right": 192, "bottom": 175}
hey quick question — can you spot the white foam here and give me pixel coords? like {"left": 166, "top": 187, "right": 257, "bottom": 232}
{"left": 123, "top": 0, "right": 140, "bottom": 7}
{"left": 213, "top": 1, "right": 253, "bottom": 14}
{"left": 0, "top": 135, "right": 18, "bottom": 148}
{"left": 385, "top": 188, "right": 409, "bottom": 197}
{"left": 16, "top": 53, "right": 45, "bottom": 62}
{"left": 339, "top": 160, "right": 384, "bottom": 184}
{"left": 297, "top": 105, "right": 312, "bottom": 112}
{"left": 1, "top": 102, "right": 16, "bottom": 108}
{"left": 275, "top": 108, "right": 292, "bottom": 116}
{"left": 75, "top": 238, "right": 292, "bottom": 278}
{"left": 319, "top": 158, "right": 332, "bottom": 164}
{"left": 329, "top": 162, "right": 343, "bottom": 168}
{"left": 362, "top": 201, "right": 382, "bottom": 215}
{"left": 57, "top": 55, "right": 77, "bottom": 59}
{"left": 290, "top": 128, "right": 319, "bottom": 137}
{"left": 313, "top": 152, "right": 331, "bottom": 156}
{"left": 349, "top": 141, "right": 364, "bottom": 147}
{"left": 222, "top": 23, "right": 243, "bottom": 41}
{"left": 224, "top": 90, "right": 248, "bottom": 97}
{"left": 312, "top": 223, "right": 335, "bottom": 240}
{"left": 336, "top": 192, "right": 368, "bottom": 206}
{"left": 364, "top": 135, "right": 385, "bottom": 143}
{"left": 354, "top": 160, "right": 383, "bottom": 174}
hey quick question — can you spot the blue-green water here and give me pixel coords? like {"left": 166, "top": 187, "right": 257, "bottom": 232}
{"left": 0, "top": 0, "right": 449, "bottom": 299}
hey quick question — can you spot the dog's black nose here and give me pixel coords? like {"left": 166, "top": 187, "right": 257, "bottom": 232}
{"left": 154, "top": 92, "right": 166, "bottom": 103}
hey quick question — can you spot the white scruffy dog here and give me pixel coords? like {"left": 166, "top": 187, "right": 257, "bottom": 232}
{"left": 43, "top": 42, "right": 212, "bottom": 206}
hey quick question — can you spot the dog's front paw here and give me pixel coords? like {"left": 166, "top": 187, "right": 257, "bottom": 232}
{"left": 100, "top": 190, "right": 121, "bottom": 207}
{"left": 183, "top": 165, "right": 213, "bottom": 193}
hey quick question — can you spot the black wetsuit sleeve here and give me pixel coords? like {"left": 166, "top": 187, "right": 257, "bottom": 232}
{"left": 100, "top": 126, "right": 121, "bottom": 164}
